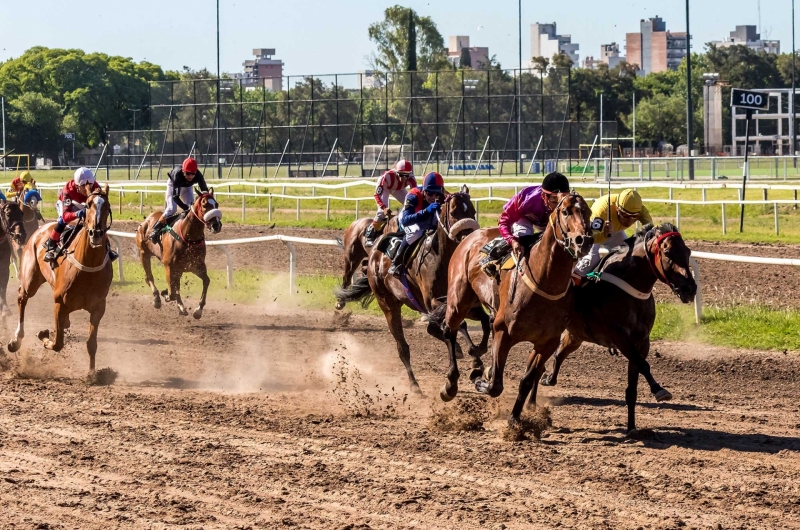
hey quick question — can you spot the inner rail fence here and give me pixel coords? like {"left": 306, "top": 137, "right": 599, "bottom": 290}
{"left": 24, "top": 179, "right": 800, "bottom": 236}
{"left": 105, "top": 231, "right": 800, "bottom": 326}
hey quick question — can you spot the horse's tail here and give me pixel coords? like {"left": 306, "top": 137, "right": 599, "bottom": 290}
{"left": 334, "top": 275, "right": 374, "bottom": 309}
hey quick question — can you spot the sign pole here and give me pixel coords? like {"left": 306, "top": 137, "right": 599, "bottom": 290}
{"left": 739, "top": 108, "right": 753, "bottom": 233}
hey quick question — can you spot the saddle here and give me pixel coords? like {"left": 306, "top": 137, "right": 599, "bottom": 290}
{"left": 60, "top": 224, "right": 80, "bottom": 246}
{"left": 153, "top": 212, "right": 185, "bottom": 243}
{"left": 479, "top": 233, "right": 544, "bottom": 279}
{"left": 375, "top": 230, "right": 427, "bottom": 266}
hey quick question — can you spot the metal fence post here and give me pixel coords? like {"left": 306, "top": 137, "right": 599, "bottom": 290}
{"left": 775, "top": 205, "right": 780, "bottom": 236}
{"left": 702, "top": 188, "right": 706, "bottom": 202}
{"left": 283, "top": 240, "right": 296, "bottom": 296}
{"left": 268, "top": 194, "right": 273, "bottom": 222}
{"left": 721, "top": 203, "right": 727, "bottom": 235}
{"left": 326, "top": 198, "right": 331, "bottom": 220}
{"left": 296, "top": 199, "right": 300, "bottom": 221}
{"left": 355, "top": 199, "right": 359, "bottom": 220}
{"left": 241, "top": 195, "right": 245, "bottom": 222}
{"left": 676, "top": 203, "right": 681, "bottom": 230}
{"left": 216, "top": 245, "right": 234, "bottom": 288}
{"left": 648, "top": 159, "right": 652, "bottom": 180}
{"left": 690, "top": 258, "right": 703, "bottom": 324}
{"left": 638, "top": 159, "right": 643, "bottom": 180}
{"left": 111, "top": 235, "right": 124, "bottom": 282}
{"left": 139, "top": 192, "right": 143, "bottom": 217}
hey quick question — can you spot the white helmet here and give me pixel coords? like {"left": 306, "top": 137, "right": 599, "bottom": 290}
{"left": 73, "top": 167, "right": 95, "bottom": 186}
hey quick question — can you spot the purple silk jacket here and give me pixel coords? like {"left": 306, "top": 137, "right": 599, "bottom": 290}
{"left": 497, "top": 185, "right": 553, "bottom": 243}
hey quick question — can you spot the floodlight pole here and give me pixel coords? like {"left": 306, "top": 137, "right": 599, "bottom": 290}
{"left": 216, "top": 0, "right": 222, "bottom": 179}
{"left": 1, "top": 97, "right": 5, "bottom": 174}
{"left": 518, "top": 0, "right": 523, "bottom": 175}
{"left": 793, "top": 0, "right": 797, "bottom": 163}
{"left": 685, "top": 0, "right": 695, "bottom": 179}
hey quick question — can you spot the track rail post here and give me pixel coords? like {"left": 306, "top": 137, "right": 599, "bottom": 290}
{"left": 690, "top": 258, "right": 703, "bottom": 324}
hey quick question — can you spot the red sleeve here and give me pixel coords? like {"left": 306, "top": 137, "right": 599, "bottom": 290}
{"left": 62, "top": 210, "right": 79, "bottom": 223}
{"left": 374, "top": 173, "right": 387, "bottom": 208}
{"left": 498, "top": 196, "right": 521, "bottom": 243}
{"left": 407, "top": 175, "right": 418, "bottom": 189}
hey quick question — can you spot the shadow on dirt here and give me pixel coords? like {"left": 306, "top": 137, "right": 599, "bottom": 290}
{"left": 642, "top": 427, "right": 800, "bottom": 454}
{"left": 549, "top": 395, "right": 712, "bottom": 411}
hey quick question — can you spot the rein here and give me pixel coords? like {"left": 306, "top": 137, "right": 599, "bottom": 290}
{"left": 643, "top": 229, "right": 682, "bottom": 292}
{"left": 549, "top": 194, "right": 583, "bottom": 260}
{"left": 172, "top": 193, "right": 213, "bottom": 246}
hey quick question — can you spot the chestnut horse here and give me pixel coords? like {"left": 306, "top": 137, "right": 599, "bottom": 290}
{"left": 0, "top": 201, "right": 28, "bottom": 314}
{"left": 335, "top": 186, "right": 485, "bottom": 393}
{"left": 335, "top": 213, "right": 399, "bottom": 310}
{"left": 539, "top": 223, "right": 697, "bottom": 433}
{"left": 7, "top": 186, "right": 113, "bottom": 372}
{"left": 433, "top": 193, "right": 593, "bottom": 426}
{"left": 135, "top": 189, "right": 222, "bottom": 318}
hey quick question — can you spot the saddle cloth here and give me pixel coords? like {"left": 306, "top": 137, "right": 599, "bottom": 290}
{"left": 375, "top": 231, "right": 427, "bottom": 266}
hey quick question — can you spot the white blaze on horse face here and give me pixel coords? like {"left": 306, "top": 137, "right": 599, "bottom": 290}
{"left": 93, "top": 197, "right": 105, "bottom": 229}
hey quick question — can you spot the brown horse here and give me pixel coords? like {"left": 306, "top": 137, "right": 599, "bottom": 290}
{"left": 539, "top": 223, "right": 697, "bottom": 433}
{"left": 335, "top": 213, "right": 399, "bottom": 310}
{"left": 0, "top": 201, "right": 28, "bottom": 314}
{"left": 7, "top": 186, "right": 113, "bottom": 372}
{"left": 135, "top": 189, "right": 222, "bottom": 319}
{"left": 334, "top": 186, "right": 485, "bottom": 393}
{"left": 433, "top": 193, "right": 593, "bottom": 426}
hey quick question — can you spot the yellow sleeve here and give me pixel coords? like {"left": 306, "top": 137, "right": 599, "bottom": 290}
{"left": 639, "top": 205, "right": 652, "bottom": 226}
{"left": 590, "top": 195, "right": 611, "bottom": 244}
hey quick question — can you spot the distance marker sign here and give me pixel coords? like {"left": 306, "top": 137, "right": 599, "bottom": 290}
{"left": 730, "top": 88, "right": 769, "bottom": 111}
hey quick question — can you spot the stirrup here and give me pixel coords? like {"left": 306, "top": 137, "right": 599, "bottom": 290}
{"left": 389, "top": 264, "right": 404, "bottom": 278}
{"left": 108, "top": 250, "right": 119, "bottom": 263}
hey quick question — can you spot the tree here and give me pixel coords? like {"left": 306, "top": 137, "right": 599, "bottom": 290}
{"left": 7, "top": 92, "right": 63, "bottom": 160}
{"left": 625, "top": 92, "right": 687, "bottom": 147}
{"left": 406, "top": 9, "right": 417, "bottom": 71}
{"left": 368, "top": 6, "right": 448, "bottom": 72}
{"left": 459, "top": 47, "right": 472, "bottom": 69}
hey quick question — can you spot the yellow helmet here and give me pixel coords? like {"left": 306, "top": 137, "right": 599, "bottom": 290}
{"left": 617, "top": 189, "right": 643, "bottom": 215}
{"left": 20, "top": 171, "right": 33, "bottom": 184}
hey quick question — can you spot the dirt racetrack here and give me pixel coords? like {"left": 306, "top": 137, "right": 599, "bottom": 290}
{"left": 1, "top": 281, "right": 799, "bottom": 529}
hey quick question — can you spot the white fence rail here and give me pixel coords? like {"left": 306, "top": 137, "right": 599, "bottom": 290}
{"left": 107, "top": 230, "right": 799, "bottom": 325}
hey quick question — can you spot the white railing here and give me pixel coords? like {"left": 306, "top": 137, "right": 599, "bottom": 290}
{"left": 107, "top": 230, "right": 800, "bottom": 325}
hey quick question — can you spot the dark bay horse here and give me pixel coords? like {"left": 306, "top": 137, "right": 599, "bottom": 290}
{"left": 539, "top": 223, "right": 697, "bottom": 433}
{"left": 434, "top": 193, "right": 594, "bottom": 426}
{"left": 335, "top": 186, "right": 484, "bottom": 393}
{"left": 7, "top": 186, "right": 113, "bottom": 372}
{"left": 135, "top": 189, "right": 222, "bottom": 318}
{"left": 0, "top": 201, "right": 27, "bottom": 314}
{"left": 336, "top": 213, "right": 399, "bottom": 310}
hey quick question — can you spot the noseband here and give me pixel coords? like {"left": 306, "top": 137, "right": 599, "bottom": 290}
{"left": 549, "top": 194, "right": 585, "bottom": 259}
{"left": 644, "top": 229, "right": 684, "bottom": 294}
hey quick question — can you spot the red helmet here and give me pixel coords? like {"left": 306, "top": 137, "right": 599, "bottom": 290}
{"left": 394, "top": 159, "right": 413, "bottom": 175}
{"left": 182, "top": 157, "right": 198, "bottom": 174}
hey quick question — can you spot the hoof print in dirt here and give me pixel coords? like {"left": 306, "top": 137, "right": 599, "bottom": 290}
{"left": 502, "top": 408, "right": 553, "bottom": 442}
{"left": 87, "top": 367, "right": 118, "bottom": 386}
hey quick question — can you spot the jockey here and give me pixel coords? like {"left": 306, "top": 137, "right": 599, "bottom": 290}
{"left": 365, "top": 159, "right": 417, "bottom": 247}
{"left": 576, "top": 188, "right": 653, "bottom": 275}
{"left": 8, "top": 171, "right": 35, "bottom": 201}
{"left": 498, "top": 172, "right": 571, "bottom": 255}
{"left": 388, "top": 171, "right": 445, "bottom": 278}
{"left": 148, "top": 157, "right": 208, "bottom": 243}
{"left": 43, "top": 167, "right": 101, "bottom": 263}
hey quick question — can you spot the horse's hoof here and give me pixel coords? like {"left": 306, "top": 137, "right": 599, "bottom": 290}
{"left": 468, "top": 367, "right": 484, "bottom": 383}
{"left": 654, "top": 388, "right": 673, "bottom": 402}
{"left": 335, "top": 301, "right": 345, "bottom": 310}
{"left": 7, "top": 340, "right": 20, "bottom": 353}
{"left": 153, "top": 298, "right": 161, "bottom": 309}
{"left": 410, "top": 383, "right": 423, "bottom": 396}
{"left": 179, "top": 309, "right": 188, "bottom": 317}
{"left": 160, "top": 290, "right": 168, "bottom": 298}
{"left": 439, "top": 383, "right": 457, "bottom": 402}
{"left": 37, "top": 329, "right": 50, "bottom": 341}
{"left": 474, "top": 379, "right": 489, "bottom": 394}
{"left": 192, "top": 308, "right": 203, "bottom": 320}
{"left": 540, "top": 373, "right": 556, "bottom": 387}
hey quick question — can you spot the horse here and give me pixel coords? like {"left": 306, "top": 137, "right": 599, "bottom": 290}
{"left": 7, "top": 186, "right": 113, "bottom": 372}
{"left": 0, "top": 201, "right": 28, "bottom": 314}
{"left": 135, "top": 188, "right": 222, "bottom": 319}
{"left": 538, "top": 222, "right": 697, "bottom": 433}
{"left": 433, "top": 193, "right": 594, "bottom": 427}
{"left": 334, "top": 185, "right": 486, "bottom": 393}
{"left": 336, "top": 213, "right": 399, "bottom": 310}
{"left": 20, "top": 189, "right": 45, "bottom": 245}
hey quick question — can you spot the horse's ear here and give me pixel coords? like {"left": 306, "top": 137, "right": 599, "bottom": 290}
{"left": 194, "top": 186, "right": 201, "bottom": 196}
{"left": 208, "top": 187, "right": 214, "bottom": 196}
{"left": 103, "top": 183, "right": 109, "bottom": 195}
{"left": 461, "top": 184, "right": 469, "bottom": 195}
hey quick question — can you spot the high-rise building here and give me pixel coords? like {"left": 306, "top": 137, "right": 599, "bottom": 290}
{"left": 626, "top": 16, "right": 687, "bottom": 75}
{"left": 447, "top": 36, "right": 490, "bottom": 69}
{"left": 232, "top": 49, "right": 284, "bottom": 91}
{"left": 709, "top": 25, "right": 780, "bottom": 54}
{"left": 530, "top": 23, "right": 579, "bottom": 66}
{"left": 584, "top": 43, "right": 625, "bottom": 70}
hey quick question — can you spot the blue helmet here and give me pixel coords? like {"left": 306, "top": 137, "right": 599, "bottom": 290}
{"left": 422, "top": 172, "right": 444, "bottom": 195}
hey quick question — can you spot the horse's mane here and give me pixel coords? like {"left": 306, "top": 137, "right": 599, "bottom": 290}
{"left": 630, "top": 222, "right": 678, "bottom": 245}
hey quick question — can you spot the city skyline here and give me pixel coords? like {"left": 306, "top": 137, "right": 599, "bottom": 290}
{"left": 1, "top": 0, "right": 794, "bottom": 77}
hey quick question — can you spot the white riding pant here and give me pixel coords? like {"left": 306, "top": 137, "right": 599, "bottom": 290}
{"left": 512, "top": 218, "right": 535, "bottom": 238}
{"left": 374, "top": 189, "right": 408, "bottom": 221}
{"left": 575, "top": 230, "right": 628, "bottom": 277}
{"left": 163, "top": 182, "right": 194, "bottom": 217}
{"left": 403, "top": 223, "right": 425, "bottom": 245}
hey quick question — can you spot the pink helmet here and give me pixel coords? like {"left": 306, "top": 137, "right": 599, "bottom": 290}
{"left": 394, "top": 159, "right": 413, "bottom": 175}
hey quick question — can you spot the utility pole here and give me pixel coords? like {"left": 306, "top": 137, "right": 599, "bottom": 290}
{"left": 793, "top": 0, "right": 797, "bottom": 163}
{"left": 216, "top": 0, "right": 222, "bottom": 179}
{"left": 517, "top": 0, "right": 523, "bottom": 175}
{"left": 1, "top": 97, "right": 5, "bottom": 174}
{"left": 685, "top": 0, "right": 695, "bottom": 179}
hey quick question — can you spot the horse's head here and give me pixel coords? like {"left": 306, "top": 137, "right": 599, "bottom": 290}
{"left": 0, "top": 200, "right": 27, "bottom": 248}
{"left": 86, "top": 184, "right": 112, "bottom": 248}
{"left": 647, "top": 223, "right": 697, "bottom": 303}
{"left": 195, "top": 187, "right": 222, "bottom": 234}
{"left": 442, "top": 185, "right": 480, "bottom": 242}
{"left": 551, "top": 192, "right": 594, "bottom": 258}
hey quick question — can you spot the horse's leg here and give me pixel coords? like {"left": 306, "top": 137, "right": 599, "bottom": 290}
{"left": 616, "top": 334, "right": 671, "bottom": 402}
{"left": 377, "top": 296, "right": 420, "bottom": 394}
{"left": 140, "top": 245, "right": 161, "bottom": 309}
{"left": 166, "top": 265, "right": 188, "bottom": 316}
{"left": 465, "top": 306, "right": 492, "bottom": 380}
{"left": 86, "top": 302, "right": 106, "bottom": 372}
{"left": 0, "top": 244, "right": 11, "bottom": 315}
{"left": 8, "top": 269, "right": 45, "bottom": 352}
{"left": 42, "top": 302, "right": 69, "bottom": 352}
{"left": 475, "top": 323, "right": 514, "bottom": 398}
{"left": 191, "top": 262, "right": 210, "bottom": 320}
{"left": 510, "top": 337, "right": 561, "bottom": 425}
{"left": 540, "top": 330, "right": 584, "bottom": 387}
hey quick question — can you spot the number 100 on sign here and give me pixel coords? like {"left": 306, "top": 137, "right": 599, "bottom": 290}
{"left": 730, "top": 88, "right": 769, "bottom": 111}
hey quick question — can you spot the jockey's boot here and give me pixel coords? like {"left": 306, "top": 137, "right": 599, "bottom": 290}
{"left": 388, "top": 240, "right": 410, "bottom": 278}
{"left": 43, "top": 238, "right": 59, "bottom": 263}
{"left": 149, "top": 220, "right": 165, "bottom": 243}
{"left": 106, "top": 242, "right": 119, "bottom": 263}
{"left": 364, "top": 224, "right": 378, "bottom": 247}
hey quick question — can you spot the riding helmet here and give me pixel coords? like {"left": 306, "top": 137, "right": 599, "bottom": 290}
{"left": 541, "top": 172, "right": 570, "bottom": 194}
{"left": 618, "top": 188, "right": 643, "bottom": 214}
{"left": 422, "top": 172, "right": 445, "bottom": 195}
{"left": 73, "top": 167, "right": 95, "bottom": 186}
{"left": 394, "top": 159, "right": 413, "bottom": 175}
{"left": 182, "top": 157, "right": 198, "bottom": 174}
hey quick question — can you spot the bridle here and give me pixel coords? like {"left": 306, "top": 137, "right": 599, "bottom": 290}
{"left": 86, "top": 191, "right": 112, "bottom": 243}
{"left": 174, "top": 192, "right": 217, "bottom": 246}
{"left": 549, "top": 193, "right": 586, "bottom": 260}
{"left": 0, "top": 202, "right": 25, "bottom": 245}
{"left": 643, "top": 228, "right": 684, "bottom": 294}
{"left": 190, "top": 192, "right": 215, "bottom": 227}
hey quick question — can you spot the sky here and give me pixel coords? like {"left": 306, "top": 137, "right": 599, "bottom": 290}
{"left": 0, "top": 0, "right": 794, "bottom": 77}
